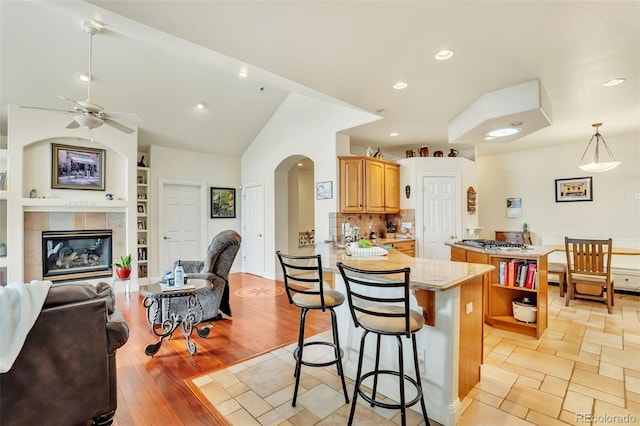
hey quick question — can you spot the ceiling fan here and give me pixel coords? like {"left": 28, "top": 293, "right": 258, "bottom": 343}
{"left": 23, "top": 19, "right": 137, "bottom": 135}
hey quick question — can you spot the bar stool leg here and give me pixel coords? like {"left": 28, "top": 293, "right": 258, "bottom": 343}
{"left": 412, "top": 334, "right": 430, "bottom": 424}
{"left": 396, "top": 335, "right": 407, "bottom": 425}
{"left": 348, "top": 330, "right": 369, "bottom": 425}
{"left": 370, "top": 333, "right": 382, "bottom": 406}
{"left": 292, "top": 308, "right": 309, "bottom": 407}
{"left": 330, "top": 309, "right": 349, "bottom": 403}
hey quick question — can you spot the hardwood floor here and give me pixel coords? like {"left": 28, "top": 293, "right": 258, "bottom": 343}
{"left": 112, "top": 273, "right": 331, "bottom": 426}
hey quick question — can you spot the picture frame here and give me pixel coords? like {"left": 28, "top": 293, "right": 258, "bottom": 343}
{"left": 137, "top": 220, "right": 146, "bottom": 230}
{"left": 0, "top": 171, "right": 6, "bottom": 190}
{"left": 211, "top": 187, "right": 236, "bottom": 218}
{"left": 137, "top": 204, "right": 146, "bottom": 215}
{"left": 51, "top": 143, "right": 105, "bottom": 190}
{"left": 555, "top": 176, "right": 593, "bottom": 202}
{"left": 315, "top": 181, "right": 333, "bottom": 200}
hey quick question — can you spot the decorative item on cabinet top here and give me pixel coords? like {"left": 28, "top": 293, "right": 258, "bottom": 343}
{"left": 418, "top": 146, "right": 429, "bottom": 157}
{"left": 433, "top": 150, "right": 444, "bottom": 157}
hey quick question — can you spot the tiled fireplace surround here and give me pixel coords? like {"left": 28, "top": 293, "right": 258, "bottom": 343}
{"left": 24, "top": 212, "right": 126, "bottom": 282}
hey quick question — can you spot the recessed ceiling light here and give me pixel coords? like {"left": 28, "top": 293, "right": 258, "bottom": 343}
{"left": 389, "top": 132, "right": 399, "bottom": 137}
{"left": 393, "top": 81, "right": 408, "bottom": 90}
{"left": 238, "top": 67, "right": 248, "bottom": 78}
{"left": 486, "top": 128, "right": 519, "bottom": 138}
{"left": 435, "top": 49, "right": 454, "bottom": 61}
{"left": 602, "top": 78, "right": 625, "bottom": 87}
{"left": 78, "top": 72, "right": 91, "bottom": 82}
{"left": 483, "top": 136, "right": 497, "bottom": 141}
{"left": 196, "top": 102, "right": 206, "bottom": 110}
{"left": 297, "top": 162, "right": 303, "bottom": 167}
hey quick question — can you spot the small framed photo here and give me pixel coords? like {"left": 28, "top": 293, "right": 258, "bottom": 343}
{"left": 137, "top": 219, "right": 146, "bottom": 230}
{"left": 315, "top": 181, "right": 333, "bottom": 200}
{"left": 555, "top": 177, "right": 593, "bottom": 202}
{"left": 137, "top": 237, "right": 146, "bottom": 245}
{"left": 0, "top": 171, "right": 6, "bottom": 190}
{"left": 137, "top": 204, "right": 146, "bottom": 214}
{"left": 137, "top": 175, "right": 144, "bottom": 184}
{"left": 211, "top": 187, "right": 236, "bottom": 218}
{"left": 51, "top": 144, "right": 105, "bottom": 190}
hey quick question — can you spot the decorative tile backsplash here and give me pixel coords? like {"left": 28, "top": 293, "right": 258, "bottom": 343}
{"left": 329, "top": 209, "right": 415, "bottom": 241}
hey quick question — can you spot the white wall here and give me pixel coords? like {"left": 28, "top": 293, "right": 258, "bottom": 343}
{"left": 148, "top": 145, "right": 241, "bottom": 276}
{"left": 478, "top": 133, "right": 640, "bottom": 269}
{"left": 242, "top": 93, "right": 379, "bottom": 279}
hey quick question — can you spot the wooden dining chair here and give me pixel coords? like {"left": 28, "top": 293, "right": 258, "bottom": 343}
{"left": 564, "top": 237, "right": 614, "bottom": 313}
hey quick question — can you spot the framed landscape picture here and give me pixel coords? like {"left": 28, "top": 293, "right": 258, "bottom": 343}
{"left": 51, "top": 144, "right": 105, "bottom": 190}
{"left": 211, "top": 187, "right": 236, "bottom": 218}
{"left": 555, "top": 177, "right": 593, "bottom": 202}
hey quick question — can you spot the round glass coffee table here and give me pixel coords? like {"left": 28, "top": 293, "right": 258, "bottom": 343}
{"left": 141, "top": 279, "right": 212, "bottom": 356}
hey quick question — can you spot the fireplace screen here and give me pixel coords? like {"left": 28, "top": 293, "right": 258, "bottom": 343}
{"left": 42, "top": 230, "right": 113, "bottom": 281}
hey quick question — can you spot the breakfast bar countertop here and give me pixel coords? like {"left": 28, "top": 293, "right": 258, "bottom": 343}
{"left": 446, "top": 241, "right": 555, "bottom": 257}
{"left": 316, "top": 243, "right": 494, "bottom": 291}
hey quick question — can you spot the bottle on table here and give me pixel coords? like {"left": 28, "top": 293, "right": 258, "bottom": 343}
{"left": 174, "top": 260, "right": 184, "bottom": 287}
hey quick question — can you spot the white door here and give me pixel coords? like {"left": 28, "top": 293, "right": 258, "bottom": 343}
{"left": 160, "top": 183, "right": 203, "bottom": 270}
{"left": 422, "top": 176, "right": 458, "bottom": 260}
{"left": 242, "top": 183, "right": 265, "bottom": 276}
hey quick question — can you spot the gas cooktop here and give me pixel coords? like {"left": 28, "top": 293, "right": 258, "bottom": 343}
{"left": 456, "top": 239, "right": 527, "bottom": 249}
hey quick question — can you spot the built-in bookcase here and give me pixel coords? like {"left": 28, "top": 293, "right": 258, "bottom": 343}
{"left": 136, "top": 152, "right": 150, "bottom": 283}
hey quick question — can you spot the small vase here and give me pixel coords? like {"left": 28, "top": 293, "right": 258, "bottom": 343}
{"left": 419, "top": 146, "right": 429, "bottom": 157}
{"left": 116, "top": 267, "right": 131, "bottom": 279}
{"left": 448, "top": 149, "right": 458, "bottom": 157}
{"left": 434, "top": 150, "right": 443, "bottom": 157}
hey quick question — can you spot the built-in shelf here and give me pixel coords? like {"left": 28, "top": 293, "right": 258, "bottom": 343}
{"left": 21, "top": 198, "right": 129, "bottom": 209}
{"left": 0, "top": 257, "right": 7, "bottom": 268}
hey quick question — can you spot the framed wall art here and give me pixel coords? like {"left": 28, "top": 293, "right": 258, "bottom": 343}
{"left": 315, "top": 181, "right": 333, "bottom": 200}
{"left": 211, "top": 187, "right": 236, "bottom": 218}
{"left": 555, "top": 177, "right": 593, "bottom": 202}
{"left": 51, "top": 143, "right": 105, "bottom": 190}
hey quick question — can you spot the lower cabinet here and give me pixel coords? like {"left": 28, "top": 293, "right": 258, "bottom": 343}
{"left": 390, "top": 240, "right": 414, "bottom": 256}
{"left": 450, "top": 245, "right": 548, "bottom": 338}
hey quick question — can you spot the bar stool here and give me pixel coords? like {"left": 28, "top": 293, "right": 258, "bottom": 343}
{"left": 276, "top": 251, "right": 349, "bottom": 407}
{"left": 337, "top": 262, "right": 429, "bottom": 426}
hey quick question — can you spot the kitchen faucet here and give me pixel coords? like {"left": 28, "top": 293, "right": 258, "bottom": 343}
{"left": 341, "top": 215, "right": 361, "bottom": 244}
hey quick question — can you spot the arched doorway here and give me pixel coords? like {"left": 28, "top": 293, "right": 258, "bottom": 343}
{"left": 274, "top": 156, "right": 315, "bottom": 268}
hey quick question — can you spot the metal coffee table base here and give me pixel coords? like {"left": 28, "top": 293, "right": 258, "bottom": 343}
{"left": 143, "top": 293, "right": 210, "bottom": 356}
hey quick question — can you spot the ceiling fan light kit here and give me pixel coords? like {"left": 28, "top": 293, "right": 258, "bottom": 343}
{"left": 577, "top": 123, "right": 621, "bottom": 173}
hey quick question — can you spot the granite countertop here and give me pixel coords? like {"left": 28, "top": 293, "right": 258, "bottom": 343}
{"left": 316, "top": 243, "right": 493, "bottom": 291}
{"left": 374, "top": 237, "right": 415, "bottom": 244}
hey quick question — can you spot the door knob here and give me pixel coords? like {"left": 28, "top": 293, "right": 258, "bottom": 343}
{"left": 257, "top": 234, "right": 262, "bottom": 237}
{"left": 450, "top": 235, "right": 456, "bottom": 240}
{"left": 163, "top": 236, "right": 171, "bottom": 240}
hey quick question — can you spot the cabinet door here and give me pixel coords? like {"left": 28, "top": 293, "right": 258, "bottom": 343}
{"left": 365, "top": 160, "right": 385, "bottom": 212}
{"left": 340, "top": 158, "right": 365, "bottom": 213}
{"left": 384, "top": 163, "right": 400, "bottom": 213}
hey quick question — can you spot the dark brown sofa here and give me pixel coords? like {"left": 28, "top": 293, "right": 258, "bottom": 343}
{"left": 0, "top": 281, "right": 129, "bottom": 426}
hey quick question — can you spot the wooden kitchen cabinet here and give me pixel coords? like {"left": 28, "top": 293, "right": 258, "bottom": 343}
{"left": 389, "top": 240, "right": 414, "bottom": 256}
{"left": 339, "top": 156, "right": 399, "bottom": 214}
{"left": 495, "top": 231, "right": 532, "bottom": 245}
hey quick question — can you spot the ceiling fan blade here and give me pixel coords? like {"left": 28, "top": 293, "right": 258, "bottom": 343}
{"left": 19, "top": 105, "right": 75, "bottom": 114}
{"left": 103, "top": 118, "right": 135, "bottom": 134}
{"left": 66, "top": 119, "right": 80, "bottom": 129}
{"left": 59, "top": 96, "right": 87, "bottom": 110}
{"left": 102, "top": 111, "right": 140, "bottom": 121}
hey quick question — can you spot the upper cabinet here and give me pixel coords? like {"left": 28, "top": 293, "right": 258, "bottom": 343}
{"left": 339, "top": 156, "right": 400, "bottom": 214}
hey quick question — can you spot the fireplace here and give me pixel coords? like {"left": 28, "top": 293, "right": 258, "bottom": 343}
{"left": 42, "top": 230, "right": 113, "bottom": 282}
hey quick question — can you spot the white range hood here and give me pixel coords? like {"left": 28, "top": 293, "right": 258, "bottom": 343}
{"left": 448, "top": 79, "right": 552, "bottom": 144}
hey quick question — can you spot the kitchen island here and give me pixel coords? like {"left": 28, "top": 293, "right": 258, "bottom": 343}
{"left": 315, "top": 243, "right": 494, "bottom": 426}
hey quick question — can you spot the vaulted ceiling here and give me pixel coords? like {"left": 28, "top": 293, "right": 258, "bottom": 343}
{"left": 2, "top": 1, "right": 638, "bottom": 157}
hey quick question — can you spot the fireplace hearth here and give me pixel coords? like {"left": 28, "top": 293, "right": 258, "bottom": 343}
{"left": 42, "top": 230, "right": 113, "bottom": 282}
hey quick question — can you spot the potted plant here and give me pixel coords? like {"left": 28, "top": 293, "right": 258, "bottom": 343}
{"left": 115, "top": 254, "right": 132, "bottom": 279}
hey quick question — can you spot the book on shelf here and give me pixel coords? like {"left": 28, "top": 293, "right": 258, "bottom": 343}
{"left": 525, "top": 263, "right": 537, "bottom": 289}
{"left": 499, "top": 261, "right": 507, "bottom": 285}
{"left": 518, "top": 264, "right": 528, "bottom": 287}
{"left": 507, "top": 259, "right": 526, "bottom": 286}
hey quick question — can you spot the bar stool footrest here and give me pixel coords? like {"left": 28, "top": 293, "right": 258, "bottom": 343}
{"left": 293, "top": 341, "right": 344, "bottom": 368}
{"left": 358, "top": 369, "right": 423, "bottom": 409}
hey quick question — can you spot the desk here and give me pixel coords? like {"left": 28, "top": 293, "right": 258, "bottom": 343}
{"left": 316, "top": 243, "right": 493, "bottom": 426}
{"left": 141, "top": 279, "right": 212, "bottom": 356}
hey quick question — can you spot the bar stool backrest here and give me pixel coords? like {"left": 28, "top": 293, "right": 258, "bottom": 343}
{"left": 337, "top": 262, "right": 413, "bottom": 338}
{"left": 276, "top": 251, "right": 327, "bottom": 311}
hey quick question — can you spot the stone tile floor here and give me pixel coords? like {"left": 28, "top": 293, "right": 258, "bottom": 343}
{"left": 190, "top": 291, "right": 640, "bottom": 425}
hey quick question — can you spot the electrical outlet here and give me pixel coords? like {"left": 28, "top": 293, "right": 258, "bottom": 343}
{"left": 402, "top": 222, "right": 413, "bottom": 229}
{"left": 465, "top": 302, "right": 473, "bottom": 315}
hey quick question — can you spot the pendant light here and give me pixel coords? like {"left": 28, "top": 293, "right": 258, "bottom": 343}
{"left": 577, "top": 123, "right": 621, "bottom": 173}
